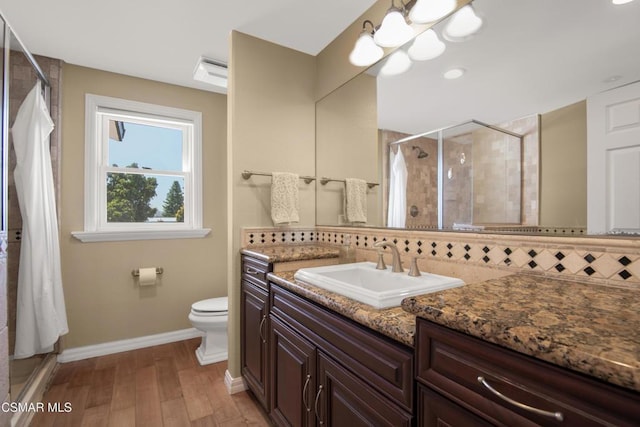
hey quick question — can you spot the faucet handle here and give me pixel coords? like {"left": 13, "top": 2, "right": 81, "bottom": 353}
{"left": 375, "top": 252, "right": 387, "bottom": 270}
{"left": 408, "top": 257, "right": 422, "bottom": 277}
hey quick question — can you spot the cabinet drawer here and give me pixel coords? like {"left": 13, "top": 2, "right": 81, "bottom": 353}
{"left": 242, "top": 255, "right": 270, "bottom": 290}
{"left": 418, "top": 384, "right": 492, "bottom": 427}
{"left": 270, "top": 283, "right": 413, "bottom": 411}
{"left": 416, "top": 319, "right": 640, "bottom": 427}
{"left": 318, "top": 351, "right": 412, "bottom": 427}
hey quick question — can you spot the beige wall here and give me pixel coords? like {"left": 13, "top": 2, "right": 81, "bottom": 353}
{"left": 227, "top": 31, "right": 316, "bottom": 377}
{"left": 540, "top": 101, "right": 587, "bottom": 227}
{"left": 316, "top": 72, "right": 381, "bottom": 226}
{"left": 60, "top": 65, "right": 227, "bottom": 348}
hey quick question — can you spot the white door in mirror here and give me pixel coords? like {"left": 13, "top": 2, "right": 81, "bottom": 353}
{"left": 587, "top": 81, "right": 640, "bottom": 234}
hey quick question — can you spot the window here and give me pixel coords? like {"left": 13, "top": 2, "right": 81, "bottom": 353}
{"left": 72, "top": 94, "right": 210, "bottom": 242}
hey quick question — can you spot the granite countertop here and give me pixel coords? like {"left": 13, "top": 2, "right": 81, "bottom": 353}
{"left": 269, "top": 271, "right": 416, "bottom": 347}
{"left": 246, "top": 245, "right": 639, "bottom": 392}
{"left": 402, "top": 274, "right": 640, "bottom": 393}
{"left": 241, "top": 244, "right": 340, "bottom": 263}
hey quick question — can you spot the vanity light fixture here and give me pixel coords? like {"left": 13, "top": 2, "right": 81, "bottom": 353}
{"left": 409, "top": 0, "right": 456, "bottom": 24}
{"left": 349, "top": 0, "right": 484, "bottom": 69}
{"left": 408, "top": 29, "right": 446, "bottom": 61}
{"left": 380, "top": 50, "right": 412, "bottom": 76}
{"left": 443, "top": 4, "right": 483, "bottom": 40}
{"left": 373, "top": 0, "right": 415, "bottom": 48}
{"left": 349, "top": 20, "right": 385, "bottom": 67}
{"left": 443, "top": 67, "right": 465, "bottom": 79}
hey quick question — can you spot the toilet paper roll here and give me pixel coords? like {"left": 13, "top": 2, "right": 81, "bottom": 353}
{"left": 138, "top": 267, "right": 157, "bottom": 287}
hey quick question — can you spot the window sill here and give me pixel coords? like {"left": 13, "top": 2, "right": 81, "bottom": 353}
{"left": 71, "top": 228, "right": 211, "bottom": 243}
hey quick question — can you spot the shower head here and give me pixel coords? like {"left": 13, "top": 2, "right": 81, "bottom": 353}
{"left": 412, "top": 146, "right": 429, "bottom": 159}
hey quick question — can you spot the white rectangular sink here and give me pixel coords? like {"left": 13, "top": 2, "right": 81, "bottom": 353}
{"left": 293, "top": 262, "right": 464, "bottom": 309}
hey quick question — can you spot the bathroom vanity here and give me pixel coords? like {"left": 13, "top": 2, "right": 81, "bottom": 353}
{"left": 414, "top": 319, "right": 639, "bottom": 426}
{"left": 240, "top": 247, "right": 640, "bottom": 426}
{"left": 269, "top": 281, "right": 413, "bottom": 426}
{"left": 240, "top": 245, "right": 343, "bottom": 412}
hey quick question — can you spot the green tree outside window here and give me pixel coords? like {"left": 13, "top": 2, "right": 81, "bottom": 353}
{"left": 163, "top": 180, "right": 185, "bottom": 221}
{"left": 107, "top": 163, "right": 158, "bottom": 222}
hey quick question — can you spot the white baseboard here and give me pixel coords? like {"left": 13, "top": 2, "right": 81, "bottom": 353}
{"left": 57, "top": 328, "right": 203, "bottom": 363}
{"left": 224, "top": 369, "right": 247, "bottom": 395}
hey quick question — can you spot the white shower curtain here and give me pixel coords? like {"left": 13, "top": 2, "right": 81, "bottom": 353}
{"left": 387, "top": 146, "right": 407, "bottom": 228}
{"left": 12, "top": 82, "right": 68, "bottom": 359}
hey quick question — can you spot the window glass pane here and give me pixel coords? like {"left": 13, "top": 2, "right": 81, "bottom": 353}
{"left": 107, "top": 172, "right": 185, "bottom": 223}
{"left": 108, "top": 121, "right": 183, "bottom": 171}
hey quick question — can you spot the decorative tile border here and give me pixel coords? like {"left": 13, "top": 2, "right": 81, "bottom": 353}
{"left": 242, "top": 226, "right": 640, "bottom": 289}
{"left": 242, "top": 227, "right": 318, "bottom": 247}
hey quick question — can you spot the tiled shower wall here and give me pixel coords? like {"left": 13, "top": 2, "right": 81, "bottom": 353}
{"left": 242, "top": 226, "right": 640, "bottom": 289}
{"left": 380, "top": 115, "right": 539, "bottom": 230}
{"left": 381, "top": 130, "right": 439, "bottom": 229}
{"left": 7, "top": 53, "right": 62, "bottom": 354}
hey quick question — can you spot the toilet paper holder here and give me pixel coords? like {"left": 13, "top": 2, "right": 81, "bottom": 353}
{"left": 131, "top": 267, "right": 164, "bottom": 277}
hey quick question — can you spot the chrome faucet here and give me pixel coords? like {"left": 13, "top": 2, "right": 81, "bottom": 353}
{"left": 373, "top": 241, "right": 404, "bottom": 273}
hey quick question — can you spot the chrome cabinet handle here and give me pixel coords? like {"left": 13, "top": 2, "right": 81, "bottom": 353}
{"left": 477, "top": 376, "right": 564, "bottom": 422}
{"left": 302, "top": 374, "right": 311, "bottom": 412}
{"left": 245, "top": 266, "right": 260, "bottom": 275}
{"left": 258, "top": 315, "right": 267, "bottom": 343}
{"left": 314, "top": 385, "right": 324, "bottom": 425}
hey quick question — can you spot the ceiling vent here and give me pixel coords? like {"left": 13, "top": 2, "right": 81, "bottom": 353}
{"left": 193, "top": 57, "right": 228, "bottom": 90}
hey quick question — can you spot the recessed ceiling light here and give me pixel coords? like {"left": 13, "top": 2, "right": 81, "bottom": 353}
{"left": 443, "top": 68, "right": 465, "bottom": 79}
{"left": 612, "top": 0, "right": 634, "bottom": 5}
{"left": 603, "top": 75, "right": 622, "bottom": 83}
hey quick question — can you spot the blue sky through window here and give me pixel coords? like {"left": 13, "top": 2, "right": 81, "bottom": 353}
{"left": 109, "top": 122, "right": 183, "bottom": 211}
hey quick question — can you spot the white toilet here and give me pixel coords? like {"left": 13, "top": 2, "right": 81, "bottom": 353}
{"left": 188, "top": 296, "right": 228, "bottom": 365}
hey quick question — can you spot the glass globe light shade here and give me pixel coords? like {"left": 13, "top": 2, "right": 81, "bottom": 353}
{"left": 444, "top": 5, "right": 483, "bottom": 40}
{"left": 373, "top": 9, "right": 415, "bottom": 48}
{"left": 380, "top": 50, "right": 412, "bottom": 77}
{"left": 409, "top": 0, "right": 456, "bottom": 24}
{"left": 349, "top": 32, "right": 384, "bottom": 67}
{"left": 408, "top": 29, "right": 446, "bottom": 61}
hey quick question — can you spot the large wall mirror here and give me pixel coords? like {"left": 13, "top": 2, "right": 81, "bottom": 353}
{"left": 315, "top": 0, "right": 640, "bottom": 236}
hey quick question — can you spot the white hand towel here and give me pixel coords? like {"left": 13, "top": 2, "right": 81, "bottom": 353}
{"left": 345, "top": 178, "right": 367, "bottom": 223}
{"left": 271, "top": 172, "right": 300, "bottom": 225}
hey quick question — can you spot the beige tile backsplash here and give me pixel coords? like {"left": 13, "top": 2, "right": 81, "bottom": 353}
{"left": 242, "top": 226, "right": 640, "bottom": 289}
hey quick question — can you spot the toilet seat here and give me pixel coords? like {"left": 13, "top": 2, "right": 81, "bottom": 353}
{"left": 191, "top": 297, "right": 228, "bottom": 316}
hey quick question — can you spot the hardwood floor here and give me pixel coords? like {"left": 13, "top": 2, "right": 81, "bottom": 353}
{"left": 30, "top": 338, "right": 272, "bottom": 426}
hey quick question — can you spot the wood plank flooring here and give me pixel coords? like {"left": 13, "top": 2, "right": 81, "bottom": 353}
{"left": 30, "top": 338, "right": 272, "bottom": 426}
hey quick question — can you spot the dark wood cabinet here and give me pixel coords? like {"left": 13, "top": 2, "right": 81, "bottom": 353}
{"left": 270, "top": 316, "right": 316, "bottom": 427}
{"left": 415, "top": 318, "right": 640, "bottom": 427}
{"left": 269, "top": 282, "right": 414, "bottom": 427}
{"left": 240, "top": 255, "right": 272, "bottom": 410}
{"left": 318, "top": 352, "right": 413, "bottom": 427}
{"left": 418, "top": 384, "right": 492, "bottom": 427}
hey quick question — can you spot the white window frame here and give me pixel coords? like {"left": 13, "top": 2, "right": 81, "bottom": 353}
{"left": 72, "top": 94, "right": 210, "bottom": 242}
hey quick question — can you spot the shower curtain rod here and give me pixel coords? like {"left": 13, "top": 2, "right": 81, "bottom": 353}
{"left": 388, "top": 119, "right": 524, "bottom": 146}
{"left": 1, "top": 11, "right": 50, "bottom": 87}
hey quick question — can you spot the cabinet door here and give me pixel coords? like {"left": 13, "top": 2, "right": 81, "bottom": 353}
{"left": 241, "top": 280, "right": 269, "bottom": 409}
{"left": 317, "top": 352, "right": 412, "bottom": 427}
{"left": 418, "top": 385, "right": 492, "bottom": 427}
{"left": 270, "top": 316, "right": 316, "bottom": 427}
